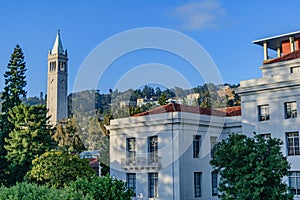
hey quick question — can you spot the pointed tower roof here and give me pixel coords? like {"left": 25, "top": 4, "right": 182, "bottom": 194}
{"left": 51, "top": 30, "right": 64, "bottom": 54}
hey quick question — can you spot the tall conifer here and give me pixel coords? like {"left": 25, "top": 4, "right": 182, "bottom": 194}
{"left": 0, "top": 44, "right": 27, "bottom": 185}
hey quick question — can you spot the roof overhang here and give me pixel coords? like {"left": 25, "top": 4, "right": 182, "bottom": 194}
{"left": 253, "top": 30, "right": 300, "bottom": 51}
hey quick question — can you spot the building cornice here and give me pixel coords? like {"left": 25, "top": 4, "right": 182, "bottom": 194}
{"left": 238, "top": 74, "right": 300, "bottom": 95}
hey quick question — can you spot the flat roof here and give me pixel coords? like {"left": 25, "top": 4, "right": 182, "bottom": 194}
{"left": 253, "top": 30, "right": 300, "bottom": 51}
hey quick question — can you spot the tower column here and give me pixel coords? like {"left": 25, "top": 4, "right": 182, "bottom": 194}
{"left": 290, "top": 37, "right": 295, "bottom": 53}
{"left": 263, "top": 42, "right": 268, "bottom": 60}
{"left": 277, "top": 47, "right": 281, "bottom": 58}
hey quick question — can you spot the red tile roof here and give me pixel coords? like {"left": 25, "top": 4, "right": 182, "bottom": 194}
{"left": 133, "top": 103, "right": 241, "bottom": 117}
{"left": 264, "top": 50, "right": 300, "bottom": 64}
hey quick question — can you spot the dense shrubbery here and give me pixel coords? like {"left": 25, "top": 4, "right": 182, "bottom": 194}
{"left": 68, "top": 175, "right": 133, "bottom": 199}
{"left": 0, "top": 182, "right": 79, "bottom": 200}
{"left": 26, "top": 151, "right": 96, "bottom": 188}
{"left": 0, "top": 176, "right": 133, "bottom": 200}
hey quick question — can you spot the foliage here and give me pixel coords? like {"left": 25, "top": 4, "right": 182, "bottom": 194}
{"left": 0, "top": 182, "right": 88, "bottom": 200}
{"left": 80, "top": 116, "right": 110, "bottom": 176}
{"left": 68, "top": 84, "right": 241, "bottom": 121}
{"left": 53, "top": 118, "right": 85, "bottom": 153}
{"left": 158, "top": 93, "right": 167, "bottom": 105}
{"left": 26, "top": 151, "right": 96, "bottom": 188}
{"left": 4, "top": 104, "right": 55, "bottom": 184}
{"left": 22, "top": 95, "right": 46, "bottom": 106}
{"left": 210, "top": 134, "right": 293, "bottom": 200}
{"left": 68, "top": 175, "right": 134, "bottom": 200}
{"left": 0, "top": 44, "right": 27, "bottom": 185}
{"left": 0, "top": 176, "right": 133, "bottom": 200}
{"left": 141, "top": 85, "right": 155, "bottom": 99}
{"left": 1, "top": 44, "right": 27, "bottom": 113}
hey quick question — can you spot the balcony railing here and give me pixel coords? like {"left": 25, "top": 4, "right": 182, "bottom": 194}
{"left": 120, "top": 156, "right": 161, "bottom": 171}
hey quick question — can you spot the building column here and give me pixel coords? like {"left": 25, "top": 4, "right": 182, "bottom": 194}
{"left": 290, "top": 37, "right": 295, "bottom": 52}
{"left": 277, "top": 47, "right": 281, "bottom": 58}
{"left": 263, "top": 42, "right": 268, "bottom": 60}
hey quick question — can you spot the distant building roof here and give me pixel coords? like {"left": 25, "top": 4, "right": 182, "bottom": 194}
{"left": 79, "top": 150, "right": 100, "bottom": 158}
{"left": 133, "top": 103, "right": 241, "bottom": 117}
{"left": 263, "top": 50, "right": 300, "bottom": 64}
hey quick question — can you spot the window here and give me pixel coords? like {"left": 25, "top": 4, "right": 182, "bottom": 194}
{"left": 291, "top": 66, "right": 300, "bottom": 73}
{"left": 258, "top": 105, "right": 270, "bottom": 121}
{"left": 59, "top": 61, "right": 65, "bottom": 71}
{"left": 127, "top": 173, "right": 136, "bottom": 196}
{"left": 194, "top": 172, "right": 202, "bottom": 197}
{"left": 289, "top": 171, "right": 300, "bottom": 195}
{"left": 193, "top": 135, "right": 201, "bottom": 158}
{"left": 149, "top": 173, "right": 158, "bottom": 198}
{"left": 260, "top": 133, "right": 271, "bottom": 140}
{"left": 126, "top": 138, "right": 136, "bottom": 161}
{"left": 211, "top": 172, "right": 218, "bottom": 196}
{"left": 49, "top": 61, "right": 56, "bottom": 71}
{"left": 210, "top": 136, "right": 217, "bottom": 158}
{"left": 285, "top": 101, "right": 297, "bottom": 119}
{"left": 149, "top": 136, "right": 158, "bottom": 162}
{"left": 286, "top": 132, "right": 300, "bottom": 156}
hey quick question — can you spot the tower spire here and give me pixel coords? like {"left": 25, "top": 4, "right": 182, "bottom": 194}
{"left": 51, "top": 29, "right": 64, "bottom": 55}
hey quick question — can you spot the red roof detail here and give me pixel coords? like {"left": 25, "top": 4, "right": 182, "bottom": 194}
{"left": 133, "top": 103, "right": 241, "bottom": 117}
{"left": 215, "top": 106, "right": 242, "bottom": 117}
{"left": 264, "top": 50, "right": 300, "bottom": 64}
{"left": 88, "top": 158, "right": 99, "bottom": 168}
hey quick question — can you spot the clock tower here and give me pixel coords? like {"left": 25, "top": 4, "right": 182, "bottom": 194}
{"left": 47, "top": 30, "right": 68, "bottom": 125}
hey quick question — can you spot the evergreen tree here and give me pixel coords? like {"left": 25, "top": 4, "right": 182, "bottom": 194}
{"left": 4, "top": 104, "right": 55, "bottom": 184}
{"left": 1, "top": 44, "right": 27, "bottom": 113}
{"left": 0, "top": 44, "right": 27, "bottom": 185}
{"left": 158, "top": 93, "right": 167, "bottom": 106}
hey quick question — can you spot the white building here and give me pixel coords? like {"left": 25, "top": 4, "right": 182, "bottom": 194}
{"left": 239, "top": 31, "right": 300, "bottom": 199}
{"left": 109, "top": 30, "right": 300, "bottom": 199}
{"left": 108, "top": 103, "right": 241, "bottom": 199}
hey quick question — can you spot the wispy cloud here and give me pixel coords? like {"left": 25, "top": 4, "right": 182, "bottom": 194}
{"left": 172, "top": 0, "right": 226, "bottom": 30}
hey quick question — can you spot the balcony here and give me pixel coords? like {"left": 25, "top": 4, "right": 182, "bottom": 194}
{"left": 120, "top": 156, "right": 161, "bottom": 171}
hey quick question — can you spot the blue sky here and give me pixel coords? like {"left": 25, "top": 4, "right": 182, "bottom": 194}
{"left": 0, "top": 0, "right": 300, "bottom": 96}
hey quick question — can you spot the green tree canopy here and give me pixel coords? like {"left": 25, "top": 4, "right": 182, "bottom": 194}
{"left": 210, "top": 134, "right": 293, "bottom": 200}
{"left": 158, "top": 93, "right": 167, "bottom": 106}
{"left": 53, "top": 118, "right": 85, "bottom": 153}
{"left": 4, "top": 104, "right": 55, "bottom": 183}
{"left": 26, "top": 151, "right": 96, "bottom": 188}
{"left": 0, "top": 44, "right": 27, "bottom": 185}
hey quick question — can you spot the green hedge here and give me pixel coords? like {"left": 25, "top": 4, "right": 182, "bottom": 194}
{"left": 0, "top": 176, "right": 132, "bottom": 200}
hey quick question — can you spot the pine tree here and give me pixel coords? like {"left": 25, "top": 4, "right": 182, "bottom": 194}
{"left": 4, "top": 104, "right": 55, "bottom": 184}
{"left": 0, "top": 44, "right": 27, "bottom": 185}
{"left": 1, "top": 44, "right": 27, "bottom": 112}
{"left": 158, "top": 93, "right": 167, "bottom": 105}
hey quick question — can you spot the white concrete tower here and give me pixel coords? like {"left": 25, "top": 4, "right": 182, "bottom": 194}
{"left": 47, "top": 30, "right": 68, "bottom": 125}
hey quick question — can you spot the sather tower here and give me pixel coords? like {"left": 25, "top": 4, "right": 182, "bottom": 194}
{"left": 47, "top": 30, "right": 68, "bottom": 125}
